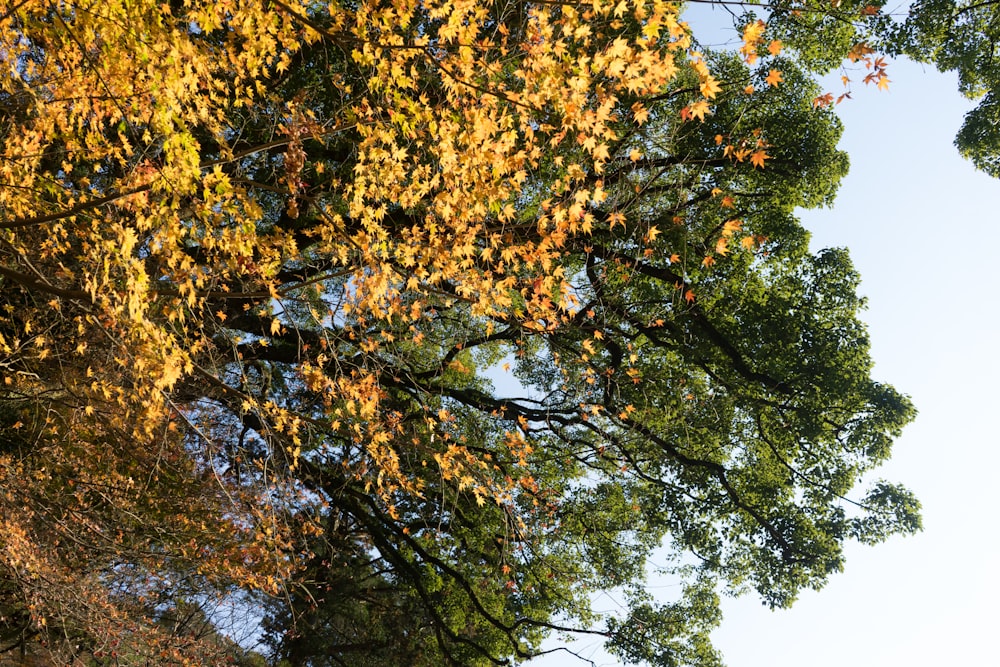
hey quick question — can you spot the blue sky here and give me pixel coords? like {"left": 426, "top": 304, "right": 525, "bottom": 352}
{"left": 713, "top": 55, "right": 1000, "bottom": 667}
{"left": 534, "top": 25, "right": 1000, "bottom": 667}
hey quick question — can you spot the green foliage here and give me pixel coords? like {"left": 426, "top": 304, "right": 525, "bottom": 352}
{"left": 255, "top": 31, "right": 921, "bottom": 666}
{"left": 0, "top": 0, "right": 930, "bottom": 665}
{"left": 607, "top": 578, "right": 723, "bottom": 667}
{"left": 887, "top": 0, "right": 1000, "bottom": 174}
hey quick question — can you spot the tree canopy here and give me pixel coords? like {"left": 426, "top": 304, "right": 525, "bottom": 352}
{"left": 884, "top": 0, "right": 1000, "bottom": 175}
{"left": 0, "top": 0, "right": 948, "bottom": 664}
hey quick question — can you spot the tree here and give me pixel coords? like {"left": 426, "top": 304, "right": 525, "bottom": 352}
{"left": 0, "top": 1, "right": 920, "bottom": 665}
{"left": 883, "top": 0, "right": 1000, "bottom": 175}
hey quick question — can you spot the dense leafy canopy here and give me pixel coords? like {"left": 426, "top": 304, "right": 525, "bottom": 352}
{"left": 0, "top": 0, "right": 943, "bottom": 665}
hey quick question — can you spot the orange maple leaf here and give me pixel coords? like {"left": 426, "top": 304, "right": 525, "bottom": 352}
{"left": 847, "top": 42, "right": 875, "bottom": 63}
{"left": 750, "top": 149, "right": 769, "bottom": 168}
{"left": 813, "top": 93, "right": 834, "bottom": 108}
{"left": 722, "top": 219, "right": 742, "bottom": 235}
{"left": 765, "top": 69, "right": 783, "bottom": 87}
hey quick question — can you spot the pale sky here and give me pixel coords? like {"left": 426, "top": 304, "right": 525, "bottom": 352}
{"left": 534, "top": 28, "right": 1000, "bottom": 667}
{"left": 712, "top": 55, "right": 1000, "bottom": 667}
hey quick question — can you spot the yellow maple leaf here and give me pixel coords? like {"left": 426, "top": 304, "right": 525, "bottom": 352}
{"left": 700, "top": 75, "right": 722, "bottom": 99}
{"left": 742, "top": 20, "right": 766, "bottom": 46}
{"left": 632, "top": 102, "right": 649, "bottom": 125}
{"left": 687, "top": 100, "right": 711, "bottom": 121}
